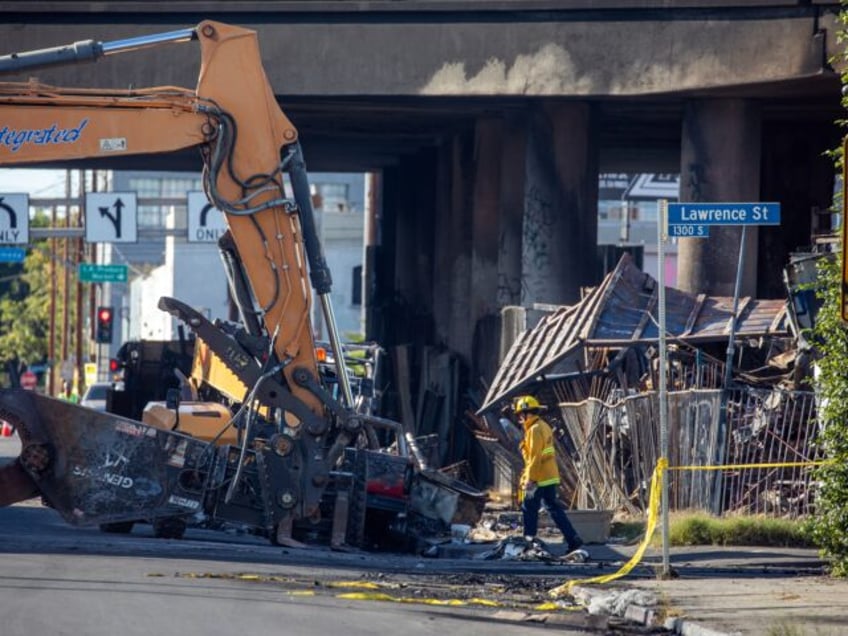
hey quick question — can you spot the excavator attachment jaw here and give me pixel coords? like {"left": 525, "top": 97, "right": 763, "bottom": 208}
{"left": 0, "top": 389, "right": 216, "bottom": 526}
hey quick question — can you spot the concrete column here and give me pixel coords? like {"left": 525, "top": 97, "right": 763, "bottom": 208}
{"left": 470, "top": 118, "right": 504, "bottom": 380}
{"left": 677, "top": 99, "right": 762, "bottom": 296}
{"left": 433, "top": 130, "right": 474, "bottom": 359}
{"left": 496, "top": 113, "right": 527, "bottom": 308}
{"left": 471, "top": 119, "right": 503, "bottom": 319}
{"left": 388, "top": 152, "right": 437, "bottom": 345}
{"left": 521, "top": 103, "right": 599, "bottom": 306}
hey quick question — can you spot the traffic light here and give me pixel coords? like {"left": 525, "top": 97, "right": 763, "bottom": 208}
{"left": 95, "top": 306, "right": 114, "bottom": 344}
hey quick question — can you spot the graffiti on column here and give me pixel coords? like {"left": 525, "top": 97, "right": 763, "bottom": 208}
{"left": 497, "top": 225, "right": 522, "bottom": 305}
{"left": 496, "top": 271, "right": 523, "bottom": 306}
{"left": 687, "top": 163, "right": 705, "bottom": 202}
{"left": 524, "top": 184, "right": 555, "bottom": 271}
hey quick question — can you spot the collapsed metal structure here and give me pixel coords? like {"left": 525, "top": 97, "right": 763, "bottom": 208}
{"left": 474, "top": 254, "right": 822, "bottom": 518}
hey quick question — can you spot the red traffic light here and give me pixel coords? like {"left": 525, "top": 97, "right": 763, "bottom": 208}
{"left": 109, "top": 358, "right": 121, "bottom": 372}
{"left": 95, "top": 306, "right": 114, "bottom": 344}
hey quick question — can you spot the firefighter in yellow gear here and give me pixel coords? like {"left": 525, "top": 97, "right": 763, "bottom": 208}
{"left": 514, "top": 395, "right": 583, "bottom": 552}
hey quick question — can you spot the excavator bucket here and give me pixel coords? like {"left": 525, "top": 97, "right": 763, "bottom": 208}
{"left": 0, "top": 387, "right": 489, "bottom": 548}
{"left": 0, "top": 389, "right": 215, "bottom": 527}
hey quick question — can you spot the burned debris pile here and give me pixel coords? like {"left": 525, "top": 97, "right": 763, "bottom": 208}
{"left": 472, "top": 254, "right": 823, "bottom": 519}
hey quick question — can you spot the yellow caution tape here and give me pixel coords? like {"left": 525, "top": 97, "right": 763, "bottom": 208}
{"left": 466, "top": 598, "right": 502, "bottom": 607}
{"left": 549, "top": 457, "right": 667, "bottom": 598}
{"left": 337, "top": 592, "right": 419, "bottom": 603}
{"left": 327, "top": 581, "right": 382, "bottom": 590}
{"left": 337, "top": 592, "right": 467, "bottom": 606}
{"left": 533, "top": 601, "right": 582, "bottom": 611}
{"left": 548, "top": 456, "right": 836, "bottom": 599}
{"left": 336, "top": 592, "right": 509, "bottom": 608}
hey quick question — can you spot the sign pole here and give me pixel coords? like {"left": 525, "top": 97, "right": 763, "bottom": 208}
{"left": 723, "top": 226, "right": 748, "bottom": 389}
{"left": 657, "top": 199, "right": 670, "bottom": 577}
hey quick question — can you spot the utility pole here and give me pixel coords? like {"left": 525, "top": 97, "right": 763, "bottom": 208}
{"left": 48, "top": 204, "right": 57, "bottom": 396}
{"left": 75, "top": 170, "right": 85, "bottom": 394}
{"left": 61, "top": 170, "right": 71, "bottom": 392}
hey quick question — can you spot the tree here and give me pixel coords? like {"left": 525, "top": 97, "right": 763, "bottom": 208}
{"left": 0, "top": 209, "right": 78, "bottom": 375}
{"left": 807, "top": 8, "right": 848, "bottom": 576}
{"left": 807, "top": 255, "right": 848, "bottom": 576}
{"left": 0, "top": 246, "right": 50, "bottom": 365}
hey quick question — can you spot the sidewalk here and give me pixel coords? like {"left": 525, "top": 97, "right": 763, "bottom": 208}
{"left": 571, "top": 544, "right": 848, "bottom": 635}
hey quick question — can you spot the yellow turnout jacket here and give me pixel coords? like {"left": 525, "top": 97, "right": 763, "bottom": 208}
{"left": 519, "top": 413, "right": 560, "bottom": 488}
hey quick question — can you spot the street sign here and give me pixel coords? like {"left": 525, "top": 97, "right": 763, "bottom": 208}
{"left": 0, "top": 193, "right": 30, "bottom": 244}
{"left": 84, "top": 362, "right": 97, "bottom": 386}
{"left": 78, "top": 263, "right": 128, "bottom": 283}
{"left": 20, "top": 370, "right": 37, "bottom": 390}
{"left": 668, "top": 224, "right": 710, "bottom": 238}
{"left": 60, "top": 359, "right": 75, "bottom": 383}
{"left": 187, "top": 191, "right": 227, "bottom": 243}
{"left": 667, "top": 202, "right": 781, "bottom": 226}
{"left": 623, "top": 173, "right": 679, "bottom": 201}
{"left": 0, "top": 246, "right": 25, "bottom": 262}
{"left": 85, "top": 192, "right": 138, "bottom": 243}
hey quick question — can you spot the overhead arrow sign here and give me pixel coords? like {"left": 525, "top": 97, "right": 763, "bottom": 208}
{"left": 0, "top": 197, "right": 17, "bottom": 228}
{"left": 99, "top": 197, "right": 124, "bottom": 238}
{"left": 85, "top": 192, "right": 137, "bottom": 243}
{"left": 187, "top": 191, "right": 227, "bottom": 243}
{"left": 0, "top": 193, "right": 29, "bottom": 244}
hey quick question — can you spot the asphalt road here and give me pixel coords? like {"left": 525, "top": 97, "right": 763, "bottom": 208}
{"left": 0, "top": 433, "right": 652, "bottom": 636}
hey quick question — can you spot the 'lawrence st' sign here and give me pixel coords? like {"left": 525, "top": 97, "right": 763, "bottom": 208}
{"left": 668, "top": 202, "right": 781, "bottom": 226}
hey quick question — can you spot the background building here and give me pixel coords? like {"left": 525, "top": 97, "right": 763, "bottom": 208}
{"left": 104, "top": 171, "right": 367, "bottom": 365}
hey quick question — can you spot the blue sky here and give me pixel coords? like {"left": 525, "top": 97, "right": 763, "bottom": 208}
{"left": 0, "top": 169, "right": 67, "bottom": 197}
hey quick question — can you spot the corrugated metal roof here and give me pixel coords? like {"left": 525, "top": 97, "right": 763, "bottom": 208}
{"left": 479, "top": 253, "right": 789, "bottom": 413}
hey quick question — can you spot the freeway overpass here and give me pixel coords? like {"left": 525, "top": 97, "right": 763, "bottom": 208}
{"left": 0, "top": 1, "right": 842, "bottom": 405}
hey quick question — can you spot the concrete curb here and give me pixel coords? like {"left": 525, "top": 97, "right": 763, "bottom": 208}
{"left": 572, "top": 585, "right": 741, "bottom": 636}
{"left": 663, "top": 616, "right": 741, "bottom": 636}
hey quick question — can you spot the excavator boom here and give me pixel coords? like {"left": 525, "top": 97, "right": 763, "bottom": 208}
{"left": 0, "top": 21, "right": 486, "bottom": 548}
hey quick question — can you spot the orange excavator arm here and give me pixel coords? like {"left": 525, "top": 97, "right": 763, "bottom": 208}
{"left": 0, "top": 21, "right": 355, "bottom": 420}
{"left": 0, "top": 21, "right": 488, "bottom": 550}
{"left": 0, "top": 22, "right": 372, "bottom": 538}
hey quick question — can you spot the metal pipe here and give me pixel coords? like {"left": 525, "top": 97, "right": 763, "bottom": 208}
{"left": 0, "top": 27, "right": 195, "bottom": 74}
{"left": 288, "top": 143, "right": 354, "bottom": 408}
{"left": 100, "top": 29, "right": 196, "bottom": 55}
{"left": 0, "top": 40, "right": 103, "bottom": 74}
{"left": 712, "top": 226, "right": 748, "bottom": 516}
{"left": 657, "top": 199, "right": 671, "bottom": 578}
{"left": 723, "top": 226, "right": 748, "bottom": 389}
{"left": 320, "top": 295, "right": 355, "bottom": 408}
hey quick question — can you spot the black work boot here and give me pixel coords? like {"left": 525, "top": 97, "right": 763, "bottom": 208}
{"left": 566, "top": 537, "right": 584, "bottom": 553}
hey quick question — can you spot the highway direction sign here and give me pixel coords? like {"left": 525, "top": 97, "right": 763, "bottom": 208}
{"left": 78, "top": 263, "right": 128, "bottom": 283}
{"left": 668, "top": 202, "right": 781, "bottom": 226}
